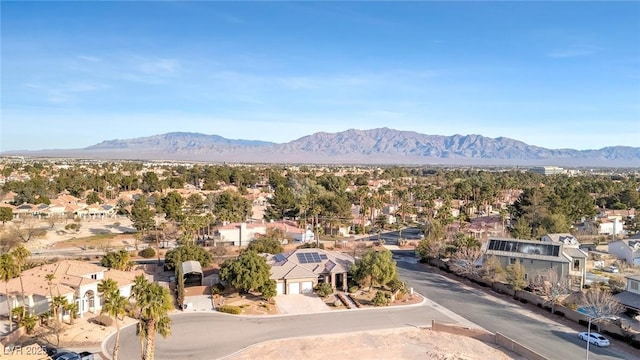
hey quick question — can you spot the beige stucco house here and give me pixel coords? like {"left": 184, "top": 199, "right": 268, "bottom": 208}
{"left": 266, "top": 248, "right": 354, "bottom": 295}
{"left": 0, "top": 260, "right": 141, "bottom": 320}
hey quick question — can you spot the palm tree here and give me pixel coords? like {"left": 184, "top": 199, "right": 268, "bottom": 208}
{"left": 11, "top": 245, "right": 31, "bottom": 318}
{"left": 52, "top": 295, "right": 68, "bottom": 323}
{"left": 64, "top": 301, "right": 79, "bottom": 325}
{"left": 130, "top": 275, "right": 173, "bottom": 360}
{"left": 100, "top": 279, "right": 128, "bottom": 360}
{"left": 44, "top": 273, "right": 56, "bottom": 321}
{"left": 0, "top": 254, "right": 17, "bottom": 331}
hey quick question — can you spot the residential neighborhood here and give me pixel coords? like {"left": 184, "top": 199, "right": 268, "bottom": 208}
{"left": 0, "top": 158, "right": 639, "bottom": 360}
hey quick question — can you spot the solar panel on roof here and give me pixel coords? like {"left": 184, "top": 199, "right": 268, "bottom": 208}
{"left": 320, "top": 254, "right": 328, "bottom": 260}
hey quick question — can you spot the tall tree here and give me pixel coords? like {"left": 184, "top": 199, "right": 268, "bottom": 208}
{"left": 506, "top": 261, "right": 527, "bottom": 291}
{"left": 264, "top": 185, "right": 297, "bottom": 220}
{"left": 350, "top": 249, "right": 397, "bottom": 291}
{"left": 164, "top": 244, "right": 213, "bottom": 272}
{"left": 528, "top": 269, "right": 570, "bottom": 314}
{"left": 11, "top": 245, "right": 30, "bottom": 317}
{"left": 99, "top": 279, "right": 128, "bottom": 360}
{"left": 213, "top": 190, "right": 252, "bottom": 223}
{"left": 0, "top": 254, "right": 16, "bottom": 331}
{"left": 219, "top": 250, "right": 271, "bottom": 293}
{"left": 160, "top": 191, "right": 184, "bottom": 222}
{"left": 0, "top": 207, "right": 12, "bottom": 223}
{"left": 131, "top": 275, "right": 173, "bottom": 360}
{"left": 101, "top": 249, "right": 135, "bottom": 271}
{"left": 247, "top": 228, "right": 285, "bottom": 254}
{"left": 130, "top": 196, "right": 155, "bottom": 235}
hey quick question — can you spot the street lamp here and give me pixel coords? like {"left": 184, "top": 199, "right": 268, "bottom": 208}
{"left": 585, "top": 314, "right": 616, "bottom": 360}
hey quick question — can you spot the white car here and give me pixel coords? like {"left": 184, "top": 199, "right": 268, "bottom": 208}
{"left": 578, "top": 332, "right": 610, "bottom": 347}
{"left": 603, "top": 266, "right": 619, "bottom": 273}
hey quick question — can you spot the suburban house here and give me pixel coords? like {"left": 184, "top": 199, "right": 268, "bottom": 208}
{"left": 614, "top": 275, "right": 640, "bottom": 312}
{"left": 266, "top": 248, "right": 354, "bottom": 295}
{"left": 484, "top": 237, "right": 587, "bottom": 290}
{"left": 264, "top": 220, "right": 315, "bottom": 243}
{"left": 215, "top": 222, "right": 266, "bottom": 246}
{"left": 608, "top": 239, "right": 640, "bottom": 266}
{"left": 541, "top": 233, "right": 588, "bottom": 289}
{"left": 0, "top": 260, "right": 140, "bottom": 320}
{"left": 577, "top": 217, "right": 625, "bottom": 237}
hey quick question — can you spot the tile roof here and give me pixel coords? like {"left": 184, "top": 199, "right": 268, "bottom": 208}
{"left": 6, "top": 260, "right": 136, "bottom": 298}
{"left": 267, "top": 248, "right": 354, "bottom": 281}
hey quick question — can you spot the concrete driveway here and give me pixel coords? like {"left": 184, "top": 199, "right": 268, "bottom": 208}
{"left": 275, "top": 294, "right": 330, "bottom": 315}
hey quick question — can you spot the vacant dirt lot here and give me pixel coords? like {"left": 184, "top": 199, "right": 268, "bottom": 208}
{"left": 228, "top": 327, "right": 522, "bottom": 360}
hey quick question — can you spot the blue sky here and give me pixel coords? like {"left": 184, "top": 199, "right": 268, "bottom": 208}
{"left": 2, "top": 1, "right": 639, "bottom": 151}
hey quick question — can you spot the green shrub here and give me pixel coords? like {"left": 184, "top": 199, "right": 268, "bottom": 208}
{"left": 19, "top": 314, "right": 38, "bottom": 334}
{"left": 211, "top": 283, "right": 225, "bottom": 296}
{"left": 348, "top": 285, "right": 359, "bottom": 294}
{"left": 218, "top": 305, "right": 242, "bottom": 315}
{"left": 387, "top": 278, "right": 405, "bottom": 292}
{"left": 372, "top": 291, "right": 390, "bottom": 307}
{"left": 139, "top": 247, "right": 156, "bottom": 258}
{"left": 315, "top": 282, "right": 333, "bottom": 297}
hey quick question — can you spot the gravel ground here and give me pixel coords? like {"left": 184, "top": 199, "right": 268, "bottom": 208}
{"left": 227, "top": 328, "right": 523, "bottom": 360}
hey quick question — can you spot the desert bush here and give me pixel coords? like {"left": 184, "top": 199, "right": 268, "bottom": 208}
{"left": 348, "top": 285, "right": 359, "bottom": 293}
{"left": 372, "top": 291, "right": 390, "bottom": 307}
{"left": 93, "top": 314, "right": 113, "bottom": 326}
{"left": 387, "top": 278, "right": 405, "bottom": 292}
{"left": 315, "top": 282, "right": 333, "bottom": 297}
{"left": 565, "top": 302, "right": 578, "bottom": 310}
{"left": 139, "top": 247, "right": 156, "bottom": 258}
{"left": 218, "top": 305, "right": 242, "bottom": 315}
{"left": 211, "top": 283, "right": 225, "bottom": 296}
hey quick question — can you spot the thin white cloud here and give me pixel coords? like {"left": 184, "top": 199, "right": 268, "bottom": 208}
{"left": 547, "top": 45, "right": 599, "bottom": 59}
{"left": 77, "top": 55, "right": 101, "bottom": 62}
{"left": 24, "top": 82, "right": 106, "bottom": 103}
{"left": 138, "top": 58, "right": 181, "bottom": 76}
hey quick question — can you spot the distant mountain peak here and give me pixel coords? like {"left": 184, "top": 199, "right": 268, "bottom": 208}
{"left": 3, "top": 128, "right": 639, "bottom": 167}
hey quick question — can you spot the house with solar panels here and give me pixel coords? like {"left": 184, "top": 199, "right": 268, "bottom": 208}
{"left": 266, "top": 248, "right": 354, "bottom": 295}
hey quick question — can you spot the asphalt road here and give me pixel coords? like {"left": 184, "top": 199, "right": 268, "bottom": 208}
{"left": 106, "top": 299, "right": 458, "bottom": 359}
{"left": 360, "top": 226, "right": 423, "bottom": 245}
{"left": 394, "top": 251, "right": 636, "bottom": 360}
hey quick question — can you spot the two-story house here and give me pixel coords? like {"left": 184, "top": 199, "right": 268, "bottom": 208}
{"left": 484, "top": 237, "right": 587, "bottom": 290}
{"left": 0, "top": 260, "right": 141, "bottom": 320}
{"left": 541, "top": 233, "right": 588, "bottom": 289}
{"left": 215, "top": 222, "right": 266, "bottom": 247}
{"left": 614, "top": 275, "right": 640, "bottom": 312}
{"left": 608, "top": 239, "right": 640, "bottom": 266}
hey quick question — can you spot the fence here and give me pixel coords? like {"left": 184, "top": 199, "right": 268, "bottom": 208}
{"left": 431, "top": 320, "right": 548, "bottom": 360}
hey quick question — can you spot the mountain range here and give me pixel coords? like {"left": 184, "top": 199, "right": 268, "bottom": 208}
{"left": 4, "top": 128, "right": 639, "bottom": 167}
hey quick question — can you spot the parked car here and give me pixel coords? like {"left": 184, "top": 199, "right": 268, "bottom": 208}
{"left": 51, "top": 352, "right": 81, "bottom": 360}
{"left": 78, "top": 351, "right": 94, "bottom": 360}
{"left": 578, "top": 332, "right": 610, "bottom": 347}
{"left": 604, "top": 266, "right": 619, "bottom": 273}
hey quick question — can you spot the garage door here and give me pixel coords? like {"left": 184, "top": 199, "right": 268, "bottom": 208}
{"left": 288, "top": 282, "right": 300, "bottom": 295}
{"left": 276, "top": 282, "right": 284, "bottom": 295}
{"left": 301, "top": 282, "right": 313, "bottom": 294}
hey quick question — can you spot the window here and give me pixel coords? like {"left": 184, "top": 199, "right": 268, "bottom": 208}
{"left": 524, "top": 273, "right": 528, "bottom": 280}
{"left": 90, "top": 274, "right": 97, "bottom": 280}
{"left": 573, "top": 259, "right": 580, "bottom": 271}
{"left": 631, "top": 281, "right": 639, "bottom": 291}
{"left": 509, "top": 258, "right": 516, "bottom": 265}
{"left": 550, "top": 262, "right": 553, "bottom": 268}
